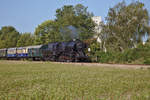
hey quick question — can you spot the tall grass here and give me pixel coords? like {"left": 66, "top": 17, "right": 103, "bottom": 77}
{"left": 0, "top": 61, "right": 150, "bottom": 100}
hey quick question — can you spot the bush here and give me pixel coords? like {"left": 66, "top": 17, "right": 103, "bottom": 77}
{"left": 144, "top": 58, "right": 150, "bottom": 65}
{"left": 89, "top": 40, "right": 150, "bottom": 64}
{"left": 96, "top": 51, "right": 115, "bottom": 63}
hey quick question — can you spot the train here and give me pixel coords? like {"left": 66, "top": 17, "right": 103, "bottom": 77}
{"left": 0, "top": 39, "right": 88, "bottom": 62}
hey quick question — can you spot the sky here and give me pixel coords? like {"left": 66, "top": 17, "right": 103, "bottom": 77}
{"left": 0, "top": 0, "right": 150, "bottom": 33}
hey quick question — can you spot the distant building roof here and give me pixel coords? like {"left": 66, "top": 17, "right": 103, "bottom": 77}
{"left": 26, "top": 45, "right": 43, "bottom": 49}
{"left": 7, "top": 48, "right": 17, "bottom": 50}
{"left": 0, "top": 48, "right": 7, "bottom": 50}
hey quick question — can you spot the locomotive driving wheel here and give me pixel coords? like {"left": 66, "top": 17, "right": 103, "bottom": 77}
{"left": 58, "top": 55, "right": 72, "bottom": 62}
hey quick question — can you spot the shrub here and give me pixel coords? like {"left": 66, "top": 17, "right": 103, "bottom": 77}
{"left": 144, "top": 58, "right": 150, "bottom": 65}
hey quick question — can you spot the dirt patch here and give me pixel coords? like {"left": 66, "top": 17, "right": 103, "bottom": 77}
{"left": 54, "top": 62, "right": 150, "bottom": 69}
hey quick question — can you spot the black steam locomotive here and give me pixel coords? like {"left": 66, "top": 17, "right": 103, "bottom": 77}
{"left": 43, "top": 39, "right": 88, "bottom": 62}
{"left": 0, "top": 39, "right": 88, "bottom": 62}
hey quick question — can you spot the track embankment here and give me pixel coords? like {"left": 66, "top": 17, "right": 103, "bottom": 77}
{"left": 54, "top": 62, "right": 150, "bottom": 69}
{"left": 1, "top": 60, "right": 150, "bottom": 69}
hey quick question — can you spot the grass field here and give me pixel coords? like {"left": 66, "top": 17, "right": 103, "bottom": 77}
{"left": 0, "top": 61, "right": 150, "bottom": 100}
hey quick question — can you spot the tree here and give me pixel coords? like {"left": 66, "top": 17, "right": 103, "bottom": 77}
{"left": 0, "top": 30, "right": 2, "bottom": 36}
{"left": 34, "top": 20, "right": 62, "bottom": 44}
{"left": 17, "top": 33, "right": 34, "bottom": 47}
{"left": 35, "top": 4, "right": 95, "bottom": 44}
{"left": 0, "top": 26, "right": 19, "bottom": 48}
{"left": 101, "top": 1, "right": 150, "bottom": 52}
{"left": 55, "top": 4, "right": 95, "bottom": 40}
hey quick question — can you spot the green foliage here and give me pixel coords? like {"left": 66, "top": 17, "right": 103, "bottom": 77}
{"left": 34, "top": 20, "right": 62, "bottom": 45}
{"left": 55, "top": 4, "right": 95, "bottom": 41}
{"left": 92, "top": 1, "right": 150, "bottom": 64}
{"left": 101, "top": 1, "right": 150, "bottom": 52}
{"left": 0, "top": 26, "right": 19, "bottom": 48}
{"left": 86, "top": 39, "right": 100, "bottom": 62}
{"left": 94, "top": 43, "right": 150, "bottom": 64}
{"left": 115, "top": 49, "right": 138, "bottom": 63}
{"left": 34, "top": 4, "right": 95, "bottom": 44}
{"left": 144, "top": 58, "right": 150, "bottom": 65}
{"left": 17, "top": 33, "right": 34, "bottom": 47}
{"left": 96, "top": 51, "right": 114, "bottom": 63}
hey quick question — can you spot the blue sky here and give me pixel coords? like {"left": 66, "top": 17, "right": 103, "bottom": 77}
{"left": 0, "top": 0, "right": 149, "bottom": 33}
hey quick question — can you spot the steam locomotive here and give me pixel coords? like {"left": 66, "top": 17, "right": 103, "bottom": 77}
{"left": 0, "top": 39, "right": 88, "bottom": 62}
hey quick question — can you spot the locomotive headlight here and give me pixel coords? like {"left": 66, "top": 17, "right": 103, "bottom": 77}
{"left": 88, "top": 48, "right": 91, "bottom": 52}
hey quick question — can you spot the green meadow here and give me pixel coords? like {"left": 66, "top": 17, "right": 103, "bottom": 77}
{"left": 0, "top": 61, "right": 150, "bottom": 100}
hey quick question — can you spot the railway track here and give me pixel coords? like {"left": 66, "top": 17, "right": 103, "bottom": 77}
{"left": 1, "top": 60, "right": 150, "bottom": 69}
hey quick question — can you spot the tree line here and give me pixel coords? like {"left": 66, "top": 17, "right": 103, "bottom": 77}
{"left": 0, "top": 1, "right": 150, "bottom": 64}
{"left": 0, "top": 4, "right": 95, "bottom": 48}
{"left": 88, "top": 1, "right": 150, "bottom": 64}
